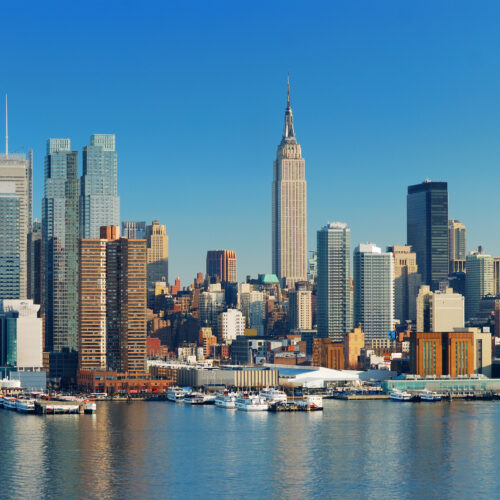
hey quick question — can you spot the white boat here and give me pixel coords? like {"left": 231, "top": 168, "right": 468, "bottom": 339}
{"left": 389, "top": 389, "right": 412, "bottom": 401}
{"left": 259, "top": 388, "right": 287, "bottom": 404}
{"left": 3, "top": 397, "right": 19, "bottom": 410}
{"left": 16, "top": 398, "right": 35, "bottom": 413}
{"left": 298, "top": 395, "right": 323, "bottom": 411}
{"left": 215, "top": 391, "right": 237, "bottom": 409}
{"left": 183, "top": 392, "right": 215, "bottom": 405}
{"left": 235, "top": 393, "right": 269, "bottom": 411}
{"left": 83, "top": 401, "right": 97, "bottom": 414}
{"left": 167, "top": 387, "right": 188, "bottom": 402}
{"left": 420, "top": 390, "right": 442, "bottom": 402}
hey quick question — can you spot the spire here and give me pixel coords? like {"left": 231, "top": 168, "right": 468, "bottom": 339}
{"left": 5, "top": 94, "right": 8, "bottom": 157}
{"left": 283, "top": 75, "right": 295, "bottom": 141}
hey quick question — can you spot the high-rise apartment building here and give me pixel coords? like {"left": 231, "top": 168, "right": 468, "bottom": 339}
{"left": 78, "top": 227, "right": 147, "bottom": 374}
{"left": 387, "top": 245, "right": 421, "bottom": 324}
{"left": 80, "top": 134, "right": 119, "bottom": 238}
{"left": 416, "top": 285, "right": 464, "bottom": 332}
{"left": 122, "top": 221, "right": 146, "bottom": 239}
{"left": 42, "top": 139, "right": 79, "bottom": 352}
{"left": 317, "top": 223, "right": 351, "bottom": 341}
{"left": 465, "top": 248, "right": 494, "bottom": 320}
{"left": 199, "top": 283, "right": 226, "bottom": 329}
{"left": 272, "top": 80, "right": 307, "bottom": 287}
{"left": 0, "top": 148, "right": 32, "bottom": 299}
{"left": 217, "top": 308, "right": 245, "bottom": 344}
{"left": 146, "top": 221, "right": 169, "bottom": 306}
{"left": 407, "top": 181, "right": 448, "bottom": 290}
{"left": 493, "top": 257, "right": 500, "bottom": 296}
{"left": 289, "top": 288, "right": 312, "bottom": 331}
{"left": 206, "top": 250, "right": 237, "bottom": 283}
{"left": 448, "top": 220, "right": 466, "bottom": 274}
{"left": 353, "top": 243, "right": 394, "bottom": 342}
{"left": 238, "top": 284, "right": 265, "bottom": 336}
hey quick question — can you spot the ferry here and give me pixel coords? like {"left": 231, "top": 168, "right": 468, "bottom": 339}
{"left": 389, "top": 389, "right": 412, "bottom": 401}
{"left": 167, "top": 387, "right": 188, "bottom": 402}
{"left": 16, "top": 398, "right": 36, "bottom": 413}
{"left": 419, "top": 390, "right": 442, "bottom": 402}
{"left": 235, "top": 393, "right": 269, "bottom": 411}
{"left": 259, "top": 388, "right": 287, "bottom": 404}
{"left": 183, "top": 392, "right": 215, "bottom": 405}
{"left": 3, "top": 397, "right": 19, "bottom": 410}
{"left": 215, "top": 391, "right": 237, "bottom": 409}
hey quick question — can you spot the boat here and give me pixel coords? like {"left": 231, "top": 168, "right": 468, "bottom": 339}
{"left": 235, "top": 393, "right": 269, "bottom": 411}
{"left": 83, "top": 401, "right": 97, "bottom": 414}
{"left": 183, "top": 392, "right": 215, "bottom": 405}
{"left": 419, "top": 390, "right": 442, "bottom": 402}
{"left": 167, "top": 387, "right": 188, "bottom": 402}
{"left": 259, "top": 388, "right": 287, "bottom": 404}
{"left": 3, "top": 397, "right": 19, "bottom": 410}
{"left": 389, "top": 389, "right": 412, "bottom": 401}
{"left": 16, "top": 398, "right": 35, "bottom": 413}
{"left": 298, "top": 395, "right": 323, "bottom": 411}
{"left": 215, "top": 391, "right": 237, "bottom": 409}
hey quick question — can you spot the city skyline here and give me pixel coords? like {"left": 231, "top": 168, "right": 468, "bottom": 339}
{"left": 3, "top": 2, "right": 500, "bottom": 283}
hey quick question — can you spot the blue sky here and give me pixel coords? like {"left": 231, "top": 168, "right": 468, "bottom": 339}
{"left": 3, "top": 1, "right": 500, "bottom": 283}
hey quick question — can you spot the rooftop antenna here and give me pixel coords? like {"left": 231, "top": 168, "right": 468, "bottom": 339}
{"left": 5, "top": 94, "right": 8, "bottom": 157}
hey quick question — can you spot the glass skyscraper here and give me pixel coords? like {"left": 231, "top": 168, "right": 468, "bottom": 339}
{"left": 0, "top": 192, "right": 20, "bottom": 299}
{"left": 42, "top": 139, "right": 79, "bottom": 352}
{"left": 407, "top": 181, "right": 449, "bottom": 291}
{"left": 80, "top": 134, "right": 119, "bottom": 238}
{"left": 353, "top": 243, "right": 394, "bottom": 342}
{"left": 317, "top": 222, "right": 351, "bottom": 341}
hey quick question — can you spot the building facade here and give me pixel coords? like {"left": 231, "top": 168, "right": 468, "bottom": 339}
{"left": 289, "top": 289, "right": 312, "bottom": 331}
{"left": 80, "top": 134, "right": 120, "bottom": 238}
{"left": 0, "top": 191, "right": 20, "bottom": 299}
{"left": 407, "top": 181, "right": 448, "bottom": 290}
{"left": 353, "top": 243, "right": 394, "bottom": 342}
{"left": 465, "top": 249, "right": 494, "bottom": 320}
{"left": 448, "top": 219, "right": 466, "bottom": 274}
{"left": 206, "top": 250, "right": 237, "bottom": 283}
{"left": 122, "top": 221, "right": 146, "bottom": 239}
{"left": 217, "top": 308, "right": 245, "bottom": 344}
{"left": 146, "top": 220, "right": 169, "bottom": 306}
{"left": 272, "top": 80, "right": 307, "bottom": 287}
{"left": 42, "top": 139, "right": 79, "bottom": 352}
{"left": 317, "top": 222, "right": 351, "bottom": 341}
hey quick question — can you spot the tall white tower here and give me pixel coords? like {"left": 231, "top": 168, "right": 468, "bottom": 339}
{"left": 272, "top": 78, "right": 307, "bottom": 287}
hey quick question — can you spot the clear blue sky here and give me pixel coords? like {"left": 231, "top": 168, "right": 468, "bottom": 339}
{"left": 3, "top": 1, "right": 500, "bottom": 283}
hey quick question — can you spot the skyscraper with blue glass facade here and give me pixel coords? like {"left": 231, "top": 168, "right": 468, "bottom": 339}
{"left": 0, "top": 192, "right": 21, "bottom": 299}
{"left": 80, "top": 134, "right": 119, "bottom": 238}
{"left": 42, "top": 139, "right": 79, "bottom": 352}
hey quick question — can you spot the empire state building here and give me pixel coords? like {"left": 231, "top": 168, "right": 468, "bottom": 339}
{"left": 272, "top": 80, "right": 307, "bottom": 287}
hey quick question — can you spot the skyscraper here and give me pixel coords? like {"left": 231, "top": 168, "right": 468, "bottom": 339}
{"left": 0, "top": 190, "right": 20, "bottom": 299}
{"left": 80, "top": 134, "right": 119, "bottom": 238}
{"left": 42, "top": 139, "right": 79, "bottom": 352}
{"left": 317, "top": 223, "right": 351, "bottom": 341}
{"left": 0, "top": 144, "right": 32, "bottom": 299}
{"left": 272, "top": 79, "right": 307, "bottom": 287}
{"left": 206, "top": 250, "right": 237, "bottom": 283}
{"left": 146, "top": 220, "right": 169, "bottom": 306}
{"left": 387, "top": 245, "right": 421, "bottom": 323}
{"left": 122, "top": 221, "right": 146, "bottom": 239}
{"left": 353, "top": 243, "right": 394, "bottom": 343}
{"left": 465, "top": 248, "right": 493, "bottom": 320}
{"left": 27, "top": 220, "right": 42, "bottom": 304}
{"left": 448, "top": 219, "right": 466, "bottom": 274}
{"left": 407, "top": 181, "right": 448, "bottom": 291}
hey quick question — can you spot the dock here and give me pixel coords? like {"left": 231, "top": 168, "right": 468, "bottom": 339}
{"left": 334, "top": 394, "right": 390, "bottom": 400}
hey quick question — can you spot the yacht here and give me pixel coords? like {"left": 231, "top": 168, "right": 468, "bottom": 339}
{"left": 167, "top": 387, "right": 188, "bottom": 402}
{"left": 235, "top": 393, "right": 269, "bottom": 411}
{"left": 215, "top": 391, "right": 237, "bottom": 409}
{"left": 389, "top": 389, "right": 412, "bottom": 401}
{"left": 419, "top": 390, "right": 442, "bottom": 402}
{"left": 260, "top": 388, "right": 288, "bottom": 404}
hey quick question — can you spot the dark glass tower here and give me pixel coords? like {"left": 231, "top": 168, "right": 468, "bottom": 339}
{"left": 407, "top": 181, "right": 449, "bottom": 291}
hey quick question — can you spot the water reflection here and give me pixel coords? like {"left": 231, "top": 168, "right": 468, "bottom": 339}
{"left": 0, "top": 400, "right": 499, "bottom": 498}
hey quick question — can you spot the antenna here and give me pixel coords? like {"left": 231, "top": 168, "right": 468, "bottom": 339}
{"left": 5, "top": 94, "right": 8, "bottom": 157}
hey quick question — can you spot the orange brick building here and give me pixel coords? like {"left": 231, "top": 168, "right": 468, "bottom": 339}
{"left": 312, "top": 338, "right": 345, "bottom": 370}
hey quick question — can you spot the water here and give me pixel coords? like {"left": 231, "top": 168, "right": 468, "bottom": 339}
{"left": 0, "top": 400, "right": 499, "bottom": 499}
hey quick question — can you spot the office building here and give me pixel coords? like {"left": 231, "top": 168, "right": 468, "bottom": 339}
{"left": 238, "top": 284, "right": 265, "bottom": 336}
{"left": 317, "top": 222, "right": 351, "bottom": 341}
{"left": 407, "top": 181, "right": 448, "bottom": 290}
{"left": 199, "top": 283, "right": 225, "bottom": 328}
{"left": 206, "top": 250, "right": 237, "bottom": 283}
{"left": 146, "top": 221, "right": 169, "bottom": 306}
{"left": 80, "top": 134, "right": 119, "bottom": 238}
{"left": 465, "top": 248, "right": 494, "bottom": 320}
{"left": 122, "top": 221, "right": 146, "bottom": 239}
{"left": 312, "top": 338, "right": 345, "bottom": 370}
{"left": 42, "top": 139, "right": 79, "bottom": 352}
{"left": 493, "top": 257, "right": 500, "bottom": 296}
{"left": 289, "top": 288, "right": 312, "bottom": 331}
{"left": 353, "top": 243, "right": 394, "bottom": 342}
{"left": 27, "top": 220, "right": 42, "bottom": 304}
{"left": 0, "top": 146, "right": 32, "bottom": 299}
{"left": 78, "top": 227, "right": 147, "bottom": 375}
{"left": 387, "top": 245, "right": 421, "bottom": 323}
{"left": 448, "top": 220, "right": 466, "bottom": 274}
{"left": 416, "top": 285, "right": 464, "bottom": 332}
{"left": 217, "top": 308, "right": 245, "bottom": 344}
{"left": 272, "top": 79, "right": 307, "bottom": 287}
